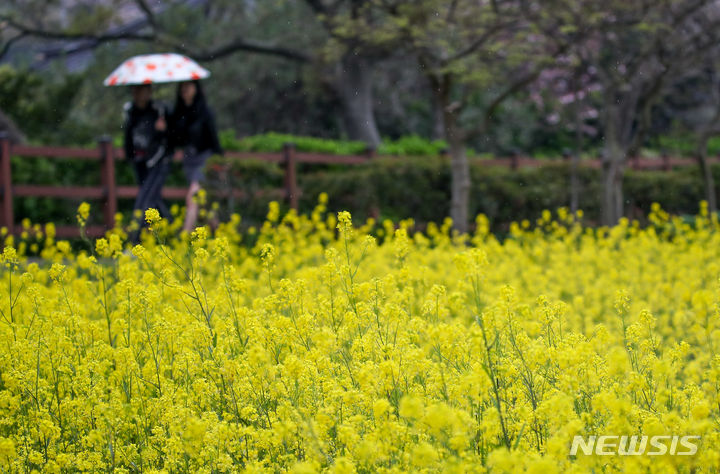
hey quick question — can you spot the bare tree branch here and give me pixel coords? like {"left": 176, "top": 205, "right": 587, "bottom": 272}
{"left": 463, "top": 40, "right": 571, "bottom": 139}
{"left": 135, "top": 0, "right": 158, "bottom": 30}
{"left": 304, "top": 0, "right": 328, "bottom": 14}
{"left": 442, "top": 20, "right": 516, "bottom": 65}
{"left": 463, "top": 67, "right": 543, "bottom": 139}
{"left": 166, "top": 37, "right": 311, "bottom": 62}
{"left": 0, "top": 12, "right": 311, "bottom": 63}
{"left": 0, "top": 31, "right": 26, "bottom": 61}
{"left": 1, "top": 16, "right": 156, "bottom": 43}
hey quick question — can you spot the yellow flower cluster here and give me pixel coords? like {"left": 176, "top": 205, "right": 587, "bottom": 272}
{"left": 0, "top": 201, "right": 719, "bottom": 472}
{"left": 145, "top": 208, "right": 162, "bottom": 226}
{"left": 76, "top": 202, "right": 90, "bottom": 227}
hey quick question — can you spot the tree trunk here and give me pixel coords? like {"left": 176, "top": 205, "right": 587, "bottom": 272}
{"left": 570, "top": 150, "right": 580, "bottom": 214}
{"left": 600, "top": 100, "right": 632, "bottom": 226}
{"left": 334, "top": 54, "right": 381, "bottom": 148}
{"left": 0, "top": 109, "right": 25, "bottom": 143}
{"left": 444, "top": 110, "right": 470, "bottom": 234}
{"left": 429, "top": 73, "right": 471, "bottom": 234}
{"left": 601, "top": 142, "right": 625, "bottom": 226}
{"left": 570, "top": 74, "right": 582, "bottom": 213}
{"left": 430, "top": 88, "right": 446, "bottom": 141}
{"left": 449, "top": 137, "right": 470, "bottom": 234}
{"left": 697, "top": 134, "right": 717, "bottom": 214}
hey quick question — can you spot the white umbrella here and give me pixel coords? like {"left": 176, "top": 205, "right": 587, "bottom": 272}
{"left": 103, "top": 53, "right": 210, "bottom": 86}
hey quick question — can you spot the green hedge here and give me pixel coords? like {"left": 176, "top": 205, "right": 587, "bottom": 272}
{"left": 219, "top": 131, "right": 449, "bottom": 157}
{"left": 652, "top": 135, "right": 720, "bottom": 158}
{"left": 10, "top": 155, "right": 189, "bottom": 228}
{"left": 299, "top": 158, "right": 715, "bottom": 229}
{"left": 8, "top": 154, "right": 717, "bottom": 231}
{"left": 220, "top": 131, "right": 368, "bottom": 155}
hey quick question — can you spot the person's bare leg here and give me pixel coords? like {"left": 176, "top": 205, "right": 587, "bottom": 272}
{"left": 183, "top": 181, "right": 201, "bottom": 232}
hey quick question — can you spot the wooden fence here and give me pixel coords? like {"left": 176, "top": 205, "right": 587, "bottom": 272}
{"left": 0, "top": 132, "right": 716, "bottom": 237}
{"left": 0, "top": 134, "right": 374, "bottom": 237}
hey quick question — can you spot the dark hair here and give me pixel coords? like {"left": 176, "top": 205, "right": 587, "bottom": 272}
{"left": 175, "top": 80, "right": 206, "bottom": 112}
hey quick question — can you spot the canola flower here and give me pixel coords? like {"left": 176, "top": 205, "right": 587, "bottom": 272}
{"left": 145, "top": 208, "right": 162, "bottom": 226}
{"left": 0, "top": 200, "right": 719, "bottom": 472}
{"left": 76, "top": 202, "right": 90, "bottom": 227}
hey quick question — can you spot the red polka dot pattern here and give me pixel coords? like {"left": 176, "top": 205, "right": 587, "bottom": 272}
{"left": 103, "top": 53, "right": 210, "bottom": 86}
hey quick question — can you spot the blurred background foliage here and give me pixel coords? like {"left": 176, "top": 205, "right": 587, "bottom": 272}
{"left": 2, "top": 0, "right": 720, "bottom": 230}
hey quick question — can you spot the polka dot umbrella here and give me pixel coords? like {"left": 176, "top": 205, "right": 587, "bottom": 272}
{"left": 103, "top": 53, "right": 210, "bottom": 86}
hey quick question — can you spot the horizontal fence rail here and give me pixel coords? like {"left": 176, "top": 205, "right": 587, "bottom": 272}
{"left": 0, "top": 132, "right": 717, "bottom": 237}
{"left": 0, "top": 134, "right": 375, "bottom": 237}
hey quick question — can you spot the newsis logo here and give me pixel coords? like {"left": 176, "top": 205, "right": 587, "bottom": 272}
{"left": 570, "top": 435, "right": 701, "bottom": 456}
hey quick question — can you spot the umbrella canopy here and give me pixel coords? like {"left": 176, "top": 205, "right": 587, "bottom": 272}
{"left": 103, "top": 53, "right": 210, "bottom": 86}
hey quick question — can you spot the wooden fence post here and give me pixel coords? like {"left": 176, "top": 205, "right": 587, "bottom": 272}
{"left": 661, "top": 151, "right": 671, "bottom": 171}
{"left": 99, "top": 136, "right": 117, "bottom": 230}
{"left": 283, "top": 142, "right": 298, "bottom": 210}
{"left": 510, "top": 152, "right": 520, "bottom": 171}
{"left": 0, "top": 133, "right": 13, "bottom": 235}
{"left": 562, "top": 149, "right": 571, "bottom": 163}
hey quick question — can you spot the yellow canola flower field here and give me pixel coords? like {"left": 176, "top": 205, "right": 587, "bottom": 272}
{"left": 1, "top": 198, "right": 720, "bottom": 473}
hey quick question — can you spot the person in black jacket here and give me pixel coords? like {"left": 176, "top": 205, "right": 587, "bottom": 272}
{"left": 122, "top": 84, "right": 171, "bottom": 243}
{"left": 168, "top": 80, "right": 223, "bottom": 233}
